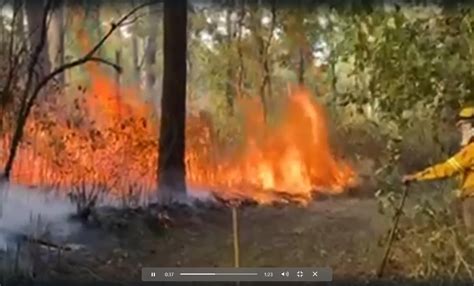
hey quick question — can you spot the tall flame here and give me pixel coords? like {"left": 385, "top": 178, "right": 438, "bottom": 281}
{"left": 0, "top": 15, "right": 355, "bottom": 205}
{"left": 196, "top": 86, "right": 356, "bottom": 203}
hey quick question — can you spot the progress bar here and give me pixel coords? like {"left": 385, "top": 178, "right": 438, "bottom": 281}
{"left": 142, "top": 267, "right": 332, "bottom": 282}
{"left": 180, "top": 272, "right": 258, "bottom": 276}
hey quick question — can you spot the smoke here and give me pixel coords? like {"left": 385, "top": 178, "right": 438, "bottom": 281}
{"left": 0, "top": 180, "right": 79, "bottom": 250}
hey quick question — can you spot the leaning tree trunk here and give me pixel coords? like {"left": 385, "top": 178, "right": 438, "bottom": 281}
{"left": 25, "top": 0, "right": 51, "bottom": 84}
{"left": 157, "top": 0, "right": 187, "bottom": 204}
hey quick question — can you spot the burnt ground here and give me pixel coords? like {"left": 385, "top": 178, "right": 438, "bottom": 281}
{"left": 4, "top": 196, "right": 473, "bottom": 285}
{"left": 23, "top": 197, "right": 387, "bottom": 282}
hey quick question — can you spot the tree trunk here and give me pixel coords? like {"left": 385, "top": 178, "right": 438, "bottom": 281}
{"left": 25, "top": 0, "right": 51, "bottom": 83}
{"left": 224, "top": 0, "right": 235, "bottom": 115}
{"left": 157, "top": 0, "right": 187, "bottom": 204}
{"left": 4, "top": 0, "right": 53, "bottom": 179}
{"left": 145, "top": 4, "right": 158, "bottom": 97}
{"left": 14, "top": 0, "right": 25, "bottom": 48}
{"left": 48, "top": 0, "right": 65, "bottom": 86}
{"left": 115, "top": 50, "right": 122, "bottom": 100}
{"left": 329, "top": 41, "right": 338, "bottom": 95}
{"left": 298, "top": 47, "right": 304, "bottom": 85}
{"left": 295, "top": 1, "right": 305, "bottom": 85}
{"left": 88, "top": 0, "right": 102, "bottom": 57}
{"left": 131, "top": 0, "right": 140, "bottom": 84}
{"left": 132, "top": 33, "right": 140, "bottom": 84}
{"left": 1, "top": 0, "right": 25, "bottom": 109}
{"left": 236, "top": 0, "right": 245, "bottom": 97}
{"left": 254, "top": 0, "right": 275, "bottom": 123}
{"left": 57, "top": 0, "right": 65, "bottom": 84}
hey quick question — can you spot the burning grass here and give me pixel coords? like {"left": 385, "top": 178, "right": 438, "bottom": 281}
{"left": 0, "top": 23, "right": 356, "bottom": 204}
{"left": 0, "top": 65, "right": 356, "bottom": 204}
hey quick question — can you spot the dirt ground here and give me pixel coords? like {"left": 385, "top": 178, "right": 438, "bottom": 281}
{"left": 35, "top": 197, "right": 386, "bottom": 280}
{"left": 5, "top": 196, "right": 473, "bottom": 285}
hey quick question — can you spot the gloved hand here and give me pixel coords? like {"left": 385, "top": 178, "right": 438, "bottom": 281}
{"left": 401, "top": 174, "right": 416, "bottom": 185}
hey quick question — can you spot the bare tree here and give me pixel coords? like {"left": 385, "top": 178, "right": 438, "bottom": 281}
{"left": 157, "top": 0, "right": 188, "bottom": 204}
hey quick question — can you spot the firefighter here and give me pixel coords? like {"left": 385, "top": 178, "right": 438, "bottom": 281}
{"left": 402, "top": 105, "right": 474, "bottom": 232}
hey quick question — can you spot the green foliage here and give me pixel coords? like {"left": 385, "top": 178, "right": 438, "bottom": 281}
{"left": 315, "top": 6, "right": 474, "bottom": 127}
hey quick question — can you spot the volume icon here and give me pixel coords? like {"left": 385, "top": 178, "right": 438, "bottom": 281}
{"left": 281, "top": 271, "right": 289, "bottom": 277}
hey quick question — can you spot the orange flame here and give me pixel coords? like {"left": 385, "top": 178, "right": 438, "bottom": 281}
{"left": 190, "top": 86, "right": 356, "bottom": 203}
{"left": 0, "top": 17, "right": 356, "bottom": 205}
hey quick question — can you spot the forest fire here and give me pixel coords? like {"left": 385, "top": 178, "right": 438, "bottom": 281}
{"left": 0, "top": 69, "right": 355, "bottom": 205}
{"left": 0, "top": 15, "right": 355, "bottom": 205}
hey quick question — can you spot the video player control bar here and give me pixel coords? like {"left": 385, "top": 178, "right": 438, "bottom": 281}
{"left": 142, "top": 267, "right": 332, "bottom": 282}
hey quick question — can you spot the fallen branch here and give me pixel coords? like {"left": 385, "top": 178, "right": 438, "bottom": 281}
{"left": 0, "top": 227, "right": 71, "bottom": 251}
{"left": 28, "top": 236, "right": 71, "bottom": 251}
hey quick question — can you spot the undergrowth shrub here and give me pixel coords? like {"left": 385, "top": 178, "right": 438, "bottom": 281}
{"left": 376, "top": 188, "right": 474, "bottom": 280}
{"left": 326, "top": 98, "right": 459, "bottom": 194}
{"left": 68, "top": 181, "right": 107, "bottom": 222}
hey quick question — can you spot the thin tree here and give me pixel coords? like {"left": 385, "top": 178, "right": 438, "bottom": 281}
{"left": 157, "top": 0, "right": 188, "bottom": 204}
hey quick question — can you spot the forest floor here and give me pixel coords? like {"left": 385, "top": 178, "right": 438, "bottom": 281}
{"left": 4, "top": 194, "right": 473, "bottom": 286}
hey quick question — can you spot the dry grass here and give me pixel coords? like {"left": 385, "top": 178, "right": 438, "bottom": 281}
{"left": 67, "top": 181, "right": 107, "bottom": 223}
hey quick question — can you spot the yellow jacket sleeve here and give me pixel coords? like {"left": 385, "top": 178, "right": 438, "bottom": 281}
{"left": 413, "top": 143, "right": 474, "bottom": 181}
